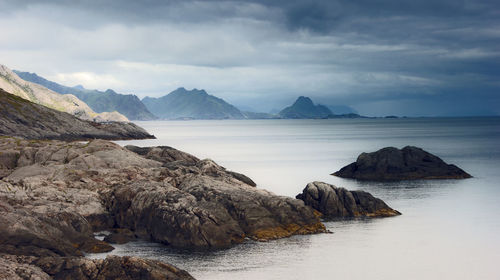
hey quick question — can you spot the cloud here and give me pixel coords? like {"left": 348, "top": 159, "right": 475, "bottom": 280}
{"left": 0, "top": 0, "right": 499, "bottom": 116}
{"left": 49, "top": 72, "right": 124, "bottom": 90}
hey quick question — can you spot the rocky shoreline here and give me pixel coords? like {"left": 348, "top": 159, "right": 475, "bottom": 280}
{"left": 0, "top": 136, "right": 400, "bottom": 279}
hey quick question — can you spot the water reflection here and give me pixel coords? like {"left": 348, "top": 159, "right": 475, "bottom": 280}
{"left": 88, "top": 235, "right": 315, "bottom": 277}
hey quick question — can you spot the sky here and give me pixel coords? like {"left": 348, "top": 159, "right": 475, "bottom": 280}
{"left": 0, "top": 0, "right": 499, "bottom": 116}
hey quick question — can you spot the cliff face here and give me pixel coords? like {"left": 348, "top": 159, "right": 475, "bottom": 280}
{"left": 142, "top": 87, "right": 245, "bottom": 119}
{"left": 0, "top": 88, "right": 154, "bottom": 141}
{"left": 0, "top": 64, "right": 128, "bottom": 122}
{"left": 14, "top": 71, "right": 157, "bottom": 121}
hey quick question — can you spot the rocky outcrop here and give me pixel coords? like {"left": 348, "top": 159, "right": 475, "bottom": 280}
{"left": 0, "top": 203, "right": 113, "bottom": 257}
{"left": 0, "top": 254, "right": 194, "bottom": 280}
{"left": 0, "top": 64, "right": 128, "bottom": 122}
{"left": 0, "top": 137, "right": 197, "bottom": 279}
{"left": 0, "top": 88, "right": 155, "bottom": 141}
{"left": 124, "top": 145, "right": 256, "bottom": 186}
{"left": 332, "top": 146, "right": 472, "bottom": 181}
{"left": 124, "top": 145, "right": 200, "bottom": 166}
{"left": 296, "top": 181, "right": 401, "bottom": 218}
{"left": 0, "top": 136, "right": 330, "bottom": 278}
{"left": 0, "top": 137, "right": 325, "bottom": 250}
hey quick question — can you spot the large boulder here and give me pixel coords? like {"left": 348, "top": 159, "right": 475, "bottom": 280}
{"left": 332, "top": 146, "right": 471, "bottom": 181}
{"left": 104, "top": 176, "right": 325, "bottom": 248}
{"left": 296, "top": 181, "right": 400, "bottom": 218}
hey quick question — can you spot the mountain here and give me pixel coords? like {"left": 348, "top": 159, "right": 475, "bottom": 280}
{"left": 0, "top": 88, "right": 154, "bottom": 141}
{"left": 0, "top": 64, "right": 127, "bottom": 122}
{"left": 13, "top": 71, "right": 157, "bottom": 121}
{"left": 278, "top": 96, "right": 332, "bottom": 119}
{"left": 142, "top": 87, "right": 245, "bottom": 119}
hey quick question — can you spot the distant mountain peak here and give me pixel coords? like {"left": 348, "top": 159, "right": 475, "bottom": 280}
{"left": 142, "top": 88, "right": 244, "bottom": 120}
{"left": 279, "top": 96, "right": 332, "bottom": 119}
{"left": 294, "top": 96, "right": 314, "bottom": 106}
{"left": 73, "top": 85, "right": 85, "bottom": 90}
{"left": 171, "top": 87, "right": 208, "bottom": 96}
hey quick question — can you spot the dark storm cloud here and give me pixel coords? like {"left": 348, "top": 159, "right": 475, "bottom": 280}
{"left": 0, "top": 0, "right": 499, "bottom": 116}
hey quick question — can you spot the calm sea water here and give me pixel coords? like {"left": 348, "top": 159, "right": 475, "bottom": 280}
{"left": 93, "top": 117, "right": 500, "bottom": 280}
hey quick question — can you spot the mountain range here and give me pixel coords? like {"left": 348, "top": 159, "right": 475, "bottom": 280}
{"left": 14, "top": 71, "right": 157, "bottom": 121}
{"left": 0, "top": 64, "right": 127, "bottom": 122}
{"left": 8, "top": 65, "right": 362, "bottom": 120}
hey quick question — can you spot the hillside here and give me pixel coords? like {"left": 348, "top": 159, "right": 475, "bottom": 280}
{"left": 279, "top": 96, "right": 332, "bottom": 119}
{"left": 14, "top": 71, "right": 157, "bottom": 121}
{"left": 142, "top": 87, "right": 245, "bottom": 119}
{"left": 0, "top": 64, "right": 127, "bottom": 122}
{"left": 0, "top": 88, "right": 154, "bottom": 141}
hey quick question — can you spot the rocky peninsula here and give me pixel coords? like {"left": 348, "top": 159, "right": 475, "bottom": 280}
{"left": 0, "top": 88, "right": 154, "bottom": 141}
{"left": 333, "top": 146, "right": 472, "bottom": 181}
{"left": 0, "top": 137, "right": 328, "bottom": 278}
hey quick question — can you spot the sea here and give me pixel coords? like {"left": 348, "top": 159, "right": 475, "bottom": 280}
{"left": 90, "top": 117, "right": 500, "bottom": 280}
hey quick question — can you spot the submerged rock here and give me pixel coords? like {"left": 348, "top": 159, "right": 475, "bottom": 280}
{"left": 332, "top": 146, "right": 472, "bottom": 181}
{"left": 296, "top": 181, "right": 401, "bottom": 218}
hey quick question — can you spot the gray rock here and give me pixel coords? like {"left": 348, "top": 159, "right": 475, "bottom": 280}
{"left": 125, "top": 145, "right": 256, "bottom": 186}
{"left": 104, "top": 229, "right": 137, "bottom": 244}
{"left": 0, "top": 206, "right": 113, "bottom": 257}
{"left": 0, "top": 137, "right": 326, "bottom": 250}
{"left": 296, "top": 181, "right": 401, "bottom": 218}
{"left": 333, "top": 146, "right": 472, "bottom": 181}
{"left": 0, "top": 254, "right": 195, "bottom": 280}
{"left": 104, "top": 176, "right": 324, "bottom": 248}
{"left": 125, "top": 145, "right": 200, "bottom": 165}
{"left": 0, "top": 255, "right": 51, "bottom": 280}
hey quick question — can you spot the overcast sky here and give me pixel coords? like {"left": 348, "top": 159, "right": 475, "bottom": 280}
{"left": 0, "top": 0, "right": 499, "bottom": 116}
